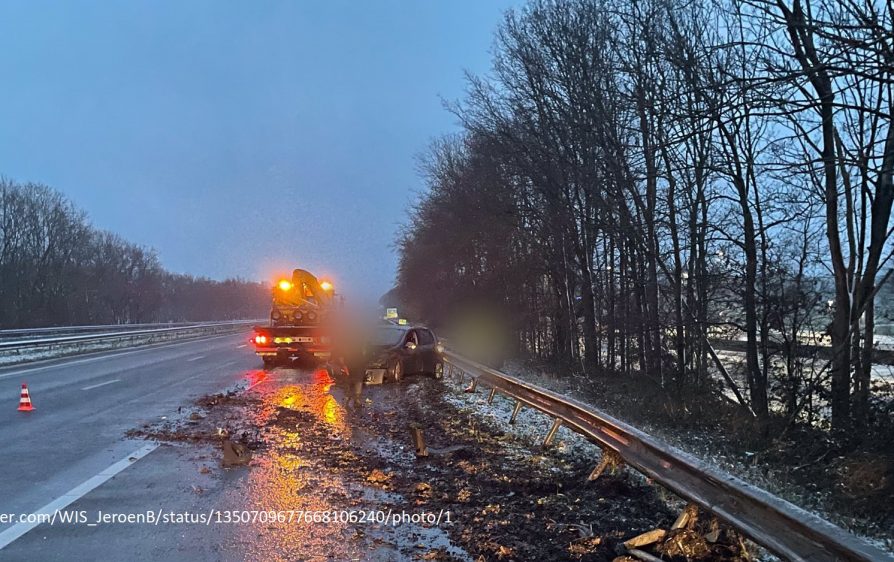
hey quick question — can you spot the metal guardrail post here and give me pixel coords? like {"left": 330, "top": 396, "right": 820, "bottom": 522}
{"left": 588, "top": 449, "right": 622, "bottom": 481}
{"left": 411, "top": 426, "right": 428, "bottom": 458}
{"left": 542, "top": 418, "right": 563, "bottom": 448}
{"left": 509, "top": 401, "right": 523, "bottom": 424}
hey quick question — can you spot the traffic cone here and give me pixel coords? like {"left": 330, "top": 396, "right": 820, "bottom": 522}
{"left": 18, "top": 383, "right": 34, "bottom": 412}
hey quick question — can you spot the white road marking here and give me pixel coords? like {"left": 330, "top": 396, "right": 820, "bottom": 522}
{"left": 186, "top": 355, "right": 205, "bottom": 362}
{"left": 0, "top": 443, "right": 159, "bottom": 550}
{"left": 0, "top": 333, "right": 240, "bottom": 380}
{"left": 236, "top": 344, "right": 247, "bottom": 349}
{"left": 81, "top": 379, "right": 120, "bottom": 391}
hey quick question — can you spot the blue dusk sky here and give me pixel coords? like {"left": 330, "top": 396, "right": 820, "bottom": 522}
{"left": 0, "top": 1, "right": 522, "bottom": 301}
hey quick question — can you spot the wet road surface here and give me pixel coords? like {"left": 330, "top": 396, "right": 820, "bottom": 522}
{"left": 0, "top": 336, "right": 704, "bottom": 561}
{"left": 0, "top": 333, "right": 255, "bottom": 524}
{"left": 0, "top": 344, "right": 471, "bottom": 561}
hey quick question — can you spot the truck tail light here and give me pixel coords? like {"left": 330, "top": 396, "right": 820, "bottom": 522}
{"left": 254, "top": 334, "right": 268, "bottom": 345}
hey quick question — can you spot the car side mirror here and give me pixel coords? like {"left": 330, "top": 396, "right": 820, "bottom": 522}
{"left": 405, "top": 341, "right": 417, "bottom": 351}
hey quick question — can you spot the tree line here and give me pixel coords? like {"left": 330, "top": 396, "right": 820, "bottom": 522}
{"left": 395, "top": 0, "right": 894, "bottom": 432}
{"left": 0, "top": 178, "right": 269, "bottom": 327}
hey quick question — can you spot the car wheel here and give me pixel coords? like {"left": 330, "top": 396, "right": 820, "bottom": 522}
{"left": 433, "top": 362, "right": 444, "bottom": 380}
{"left": 390, "top": 359, "right": 403, "bottom": 382}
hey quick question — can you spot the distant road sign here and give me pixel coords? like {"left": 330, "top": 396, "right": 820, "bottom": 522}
{"left": 385, "top": 308, "right": 398, "bottom": 319}
{"left": 397, "top": 318, "right": 408, "bottom": 325}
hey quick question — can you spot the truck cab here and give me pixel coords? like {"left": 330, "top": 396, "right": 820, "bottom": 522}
{"left": 251, "top": 269, "right": 337, "bottom": 367}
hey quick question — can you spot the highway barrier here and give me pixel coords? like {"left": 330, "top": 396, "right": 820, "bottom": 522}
{"left": 444, "top": 350, "right": 893, "bottom": 562}
{"left": 0, "top": 321, "right": 259, "bottom": 366}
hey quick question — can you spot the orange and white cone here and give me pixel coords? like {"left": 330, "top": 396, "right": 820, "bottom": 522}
{"left": 18, "top": 383, "right": 34, "bottom": 412}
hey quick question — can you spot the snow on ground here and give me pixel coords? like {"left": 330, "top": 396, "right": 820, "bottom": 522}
{"left": 441, "top": 358, "right": 893, "bottom": 557}
{"left": 440, "top": 375, "right": 603, "bottom": 465}
{"left": 436, "top": 369, "right": 789, "bottom": 560}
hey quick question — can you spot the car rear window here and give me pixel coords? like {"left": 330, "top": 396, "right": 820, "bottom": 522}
{"left": 370, "top": 327, "right": 406, "bottom": 346}
{"left": 418, "top": 329, "right": 435, "bottom": 345}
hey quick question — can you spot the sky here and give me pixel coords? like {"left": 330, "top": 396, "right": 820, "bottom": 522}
{"left": 0, "top": 0, "right": 521, "bottom": 302}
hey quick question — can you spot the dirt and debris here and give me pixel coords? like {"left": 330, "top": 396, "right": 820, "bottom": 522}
{"left": 367, "top": 469, "right": 393, "bottom": 486}
{"left": 342, "top": 377, "right": 747, "bottom": 561}
{"left": 127, "top": 372, "right": 748, "bottom": 561}
{"left": 126, "top": 390, "right": 265, "bottom": 458}
{"left": 194, "top": 389, "right": 243, "bottom": 409}
{"left": 221, "top": 439, "right": 252, "bottom": 466}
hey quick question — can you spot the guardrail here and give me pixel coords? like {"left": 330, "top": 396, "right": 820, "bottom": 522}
{"left": 0, "top": 321, "right": 259, "bottom": 349}
{"left": 709, "top": 337, "right": 894, "bottom": 364}
{"left": 0, "top": 322, "right": 231, "bottom": 342}
{"left": 0, "top": 321, "right": 259, "bottom": 366}
{"left": 443, "top": 350, "right": 893, "bottom": 562}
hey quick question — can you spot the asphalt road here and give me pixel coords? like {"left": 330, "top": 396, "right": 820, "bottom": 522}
{"left": 0, "top": 332, "right": 254, "bottom": 517}
{"left": 0, "top": 332, "right": 468, "bottom": 561}
{"left": 0, "top": 333, "right": 255, "bottom": 558}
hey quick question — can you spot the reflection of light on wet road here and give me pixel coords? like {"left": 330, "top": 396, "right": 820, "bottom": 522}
{"left": 320, "top": 394, "right": 340, "bottom": 426}
{"left": 243, "top": 370, "right": 269, "bottom": 391}
{"left": 222, "top": 367, "right": 377, "bottom": 561}
{"left": 275, "top": 387, "right": 342, "bottom": 429}
{"left": 270, "top": 382, "right": 345, "bottom": 430}
{"left": 313, "top": 367, "right": 334, "bottom": 384}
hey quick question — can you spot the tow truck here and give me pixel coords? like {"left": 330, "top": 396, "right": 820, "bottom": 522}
{"left": 251, "top": 269, "right": 338, "bottom": 367}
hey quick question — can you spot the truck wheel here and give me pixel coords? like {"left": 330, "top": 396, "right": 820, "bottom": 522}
{"left": 263, "top": 357, "right": 277, "bottom": 369}
{"left": 389, "top": 360, "right": 403, "bottom": 382}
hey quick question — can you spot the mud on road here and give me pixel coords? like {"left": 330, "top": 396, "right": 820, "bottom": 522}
{"left": 130, "top": 366, "right": 748, "bottom": 561}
